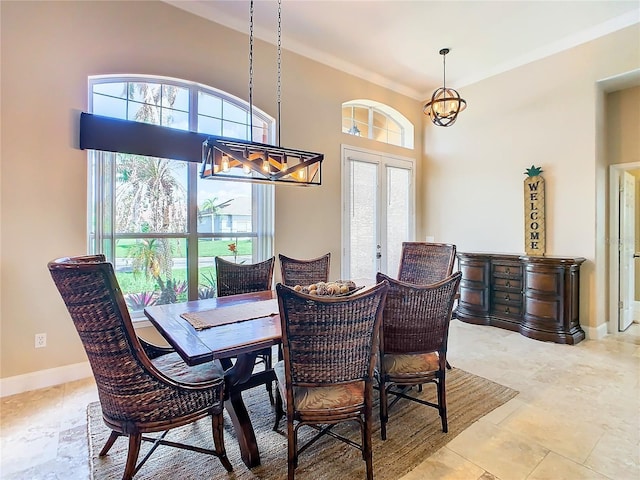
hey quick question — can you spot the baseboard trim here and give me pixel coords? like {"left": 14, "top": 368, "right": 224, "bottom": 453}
{"left": 0, "top": 362, "right": 92, "bottom": 398}
{"left": 585, "top": 322, "right": 608, "bottom": 340}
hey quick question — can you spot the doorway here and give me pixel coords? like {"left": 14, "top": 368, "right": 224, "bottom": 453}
{"left": 341, "top": 145, "right": 415, "bottom": 281}
{"left": 609, "top": 162, "right": 640, "bottom": 333}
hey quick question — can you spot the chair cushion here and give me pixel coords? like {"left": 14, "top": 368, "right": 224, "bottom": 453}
{"left": 152, "top": 352, "right": 225, "bottom": 384}
{"left": 381, "top": 352, "right": 440, "bottom": 376}
{"left": 274, "top": 360, "right": 364, "bottom": 412}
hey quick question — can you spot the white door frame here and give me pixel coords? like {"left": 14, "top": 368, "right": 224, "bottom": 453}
{"left": 340, "top": 144, "right": 416, "bottom": 280}
{"left": 608, "top": 161, "right": 640, "bottom": 333}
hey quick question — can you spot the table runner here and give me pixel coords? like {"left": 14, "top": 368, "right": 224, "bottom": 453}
{"left": 180, "top": 298, "right": 279, "bottom": 330}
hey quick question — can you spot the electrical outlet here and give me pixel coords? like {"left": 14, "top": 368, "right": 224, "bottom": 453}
{"left": 35, "top": 333, "right": 47, "bottom": 348}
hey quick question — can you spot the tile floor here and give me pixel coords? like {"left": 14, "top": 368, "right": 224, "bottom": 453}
{"left": 1, "top": 321, "right": 639, "bottom": 480}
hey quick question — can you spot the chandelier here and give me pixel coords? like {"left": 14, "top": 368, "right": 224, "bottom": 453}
{"left": 201, "top": 0, "right": 323, "bottom": 185}
{"left": 423, "top": 48, "right": 467, "bottom": 127}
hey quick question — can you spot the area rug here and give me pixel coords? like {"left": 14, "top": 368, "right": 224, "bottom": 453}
{"left": 87, "top": 368, "right": 517, "bottom": 479}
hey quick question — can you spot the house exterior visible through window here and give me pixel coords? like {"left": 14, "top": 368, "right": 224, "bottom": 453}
{"left": 88, "top": 75, "right": 274, "bottom": 317}
{"left": 342, "top": 99, "right": 414, "bottom": 149}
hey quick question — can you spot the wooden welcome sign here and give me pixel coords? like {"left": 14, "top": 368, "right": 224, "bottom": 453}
{"left": 524, "top": 165, "right": 545, "bottom": 255}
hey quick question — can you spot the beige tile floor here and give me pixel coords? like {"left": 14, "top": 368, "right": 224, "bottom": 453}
{"left": 1, "top": 321, "right": 639, "bottom": 480}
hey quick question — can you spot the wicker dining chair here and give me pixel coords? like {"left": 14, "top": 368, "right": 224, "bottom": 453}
{"left": 397, "top": 242, "right": 460, "bottom": 362}
{"left": 48, "top": 255, "right": 232, "bottom": 480}
{"left": 278, "top": 253, "right": 331, "bottom": 286}
{"left": 215, "top": 255, "right": 276, "bottom": 403}
{"left": 215, "top": 256, "right": 275, "bottom": 296}
{"left": 273, "top": 281, "right": 389, "bottom": 480}
{"left": 397, "top": 242, "right": 456, "bottom": 285}
{"left": 375, "top": 271, "right": 462, "bottom": 440}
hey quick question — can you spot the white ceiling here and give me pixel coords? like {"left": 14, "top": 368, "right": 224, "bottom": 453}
{"left": 166, "top": 0, "right": 640, "bottom": 100}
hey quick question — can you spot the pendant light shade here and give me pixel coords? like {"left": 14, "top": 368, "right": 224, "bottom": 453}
{"left": 423, "top": 48, "right": 467, "bottom": 127}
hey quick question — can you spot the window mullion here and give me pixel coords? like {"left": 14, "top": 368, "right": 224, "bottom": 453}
{"left": 187, "top": 88, "right": 200, "bottom": 300}
{"left": 186, "top": 164, "right": 199, "bottom": 300}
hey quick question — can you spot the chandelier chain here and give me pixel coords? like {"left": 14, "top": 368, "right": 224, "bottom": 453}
{"left": 277, "top": 0, "right": 282, "bottom": 146}
{"left": 249, "top": 0, "right": 254, "bottom": 140}
{"left": 442, "top": 52, "right": 446, "bottom": 90}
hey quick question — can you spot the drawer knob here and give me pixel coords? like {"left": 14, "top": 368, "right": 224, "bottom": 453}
{"left": 505, "top": 267, "right": 510, "bottom": 273}
{"left": 506, "top": 281, "right": 511, "bottom": 287}
{"left": 504, "top": 294, "right": 510, "bottom": 300}
{"left": 505, "top": 307, "right": 510, "bottom": 314}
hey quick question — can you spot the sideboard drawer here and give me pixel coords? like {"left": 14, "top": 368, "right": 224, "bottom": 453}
{"left": 493, "top": 277, "right": 522, "bottom": 291}
{"left": 492, "top": 291, "right": 522, "bottom": 305}
{"left": 492, "top": 262, "right": 522, "bottom": 278}
{"left": 491, "top": 302, "right": 522, "bottom": 318}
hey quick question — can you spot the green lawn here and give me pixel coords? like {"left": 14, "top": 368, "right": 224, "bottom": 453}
{"left": 115, "top": 238, "right": 252, "bottom": 296}
{"left": 115, "top": 238, "right": 252, "bottom": 258}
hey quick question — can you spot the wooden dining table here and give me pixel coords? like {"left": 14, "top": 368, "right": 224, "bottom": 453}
{"left": 144, "top": 290, "right": 281, "bottom": 469}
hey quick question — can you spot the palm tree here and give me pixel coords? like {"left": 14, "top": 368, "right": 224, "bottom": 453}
{"left": 197, "top": 197, "right": 233, "bottom": 223}
{"left": 128, "top": 238, "right": 163, "bottom": 281}
{"left": 117, "top": 157, "right": 186, "bottom": 229}
{"left": 117, "top": 82, "right": 186, "bottom": 302}
{"left": 116, "top": 156, "right": 186, "bottom": 282}
{"left": 127, "top": 81, "right": 176, "bottom": 125}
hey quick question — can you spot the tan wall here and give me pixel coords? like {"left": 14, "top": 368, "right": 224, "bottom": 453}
{"left": 421, "top": 24, "right": 640, "bottom": 333}
{"left": 606, "top": 87, "right": 640, "bottom": 301}
{"left": 0, "top": 0, "right": 421, "bottom": 378}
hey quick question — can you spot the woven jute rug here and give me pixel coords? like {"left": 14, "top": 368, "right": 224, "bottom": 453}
{"left": 87, "top": 368, "right": 517, "bottom": 479}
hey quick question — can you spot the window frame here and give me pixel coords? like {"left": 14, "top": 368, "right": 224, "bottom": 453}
{"left": 342, "top": 99, "right": 414, "bottom": 149}
{"left": 87, "top": 75, "right": 275, "bottom": 319}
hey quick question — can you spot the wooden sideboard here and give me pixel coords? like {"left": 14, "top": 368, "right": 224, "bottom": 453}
{"left": 455, "top": 252, "right": 586, "bottom": 344}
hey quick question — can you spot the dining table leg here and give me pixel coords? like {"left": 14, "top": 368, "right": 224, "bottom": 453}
{"left": 223, "top": 351, "right": 262, "bottom": 468}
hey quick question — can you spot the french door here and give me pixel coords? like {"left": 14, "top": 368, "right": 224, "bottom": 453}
{"left": 619, "top": 171, "right": 636, "bottom": 331}
{"left": 341, "top": 146, "right": 415, "bottom": 281}
{"left": 608, "top": 162, "right": 639, "bottom": 334}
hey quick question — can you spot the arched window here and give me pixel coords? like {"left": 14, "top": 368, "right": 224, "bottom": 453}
{"left": 88, "top": 75, "right": 274, "bottom": 317}
{"left": 342, "top": 99, "right": 414, "bottom": 149}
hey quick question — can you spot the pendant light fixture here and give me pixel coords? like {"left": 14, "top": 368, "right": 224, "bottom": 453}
{"left": 423, "top": 48, "right": 467, "bottom": 127}
{"left": 347, "top": 106, "right": 361, "bottom": 136}
{"left": 201, "top": 0, "right": 323, "bottom": 185}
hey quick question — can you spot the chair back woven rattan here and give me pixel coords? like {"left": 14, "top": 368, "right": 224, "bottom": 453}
{"left": 48, "top": 255, "right": 232, "bottom": 479}
{"left": 397, "top": 242, "right": 456, "bottom": 285}
{"left": 279, "top": 253, "right": 331, "bottom": 286}
{"left": 215, "top": 256, "right": 275, "bottom": 297}
{"left": 274, "top": 281, "right": 389, "bottom": 480}
{"left": 375, "top": 271, "right": 462, "bottom": 440}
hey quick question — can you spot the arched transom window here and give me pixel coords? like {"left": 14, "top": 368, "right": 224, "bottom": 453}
{"left": 342, "top": 99, "right": 414, "bottom": 149}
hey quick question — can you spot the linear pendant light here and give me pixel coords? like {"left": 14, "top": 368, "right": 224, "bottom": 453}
{"left": 201, "top": 0, "right": 323, "bottom": 186}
